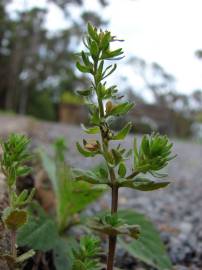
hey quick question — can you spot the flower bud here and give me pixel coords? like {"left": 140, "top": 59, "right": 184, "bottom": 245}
{"left": 84, "top": 140, "right": 100, "bottom": 152}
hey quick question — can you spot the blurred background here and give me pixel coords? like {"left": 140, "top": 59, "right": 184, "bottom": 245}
{"left": 1, "top": 0, "right": 202, "bottom": 139}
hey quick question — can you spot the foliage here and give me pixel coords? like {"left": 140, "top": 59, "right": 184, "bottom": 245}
{"left": 118, "top": 210, "right": 172, "bottom": 270}
{"left": 72, "top": 236, "right": 102, "bottom": 270}
{"left": 17, "top": 138, "right": 105, "bottom": 270}
{"left": 17, "top": 203, "right": 58, "bottom": 252}
{"left": 0, "top": 134, "right": 35, "bottom": 269}
{"left": 39, "top": 138, "right": 104, "bottom": 233}
{"left": 17, "top": 202, "right": 73, "bottom": 270}
{"left": 75, "top": 22, "right": 175, "bottom": 270}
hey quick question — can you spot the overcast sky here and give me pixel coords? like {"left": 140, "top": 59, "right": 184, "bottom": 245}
{"left": 8, "top": 0, "right": 202, "bottom": 96}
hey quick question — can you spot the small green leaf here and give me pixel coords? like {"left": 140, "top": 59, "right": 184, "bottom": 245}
{"left": 77, "top": 89, "right": 92, "bottom": 96}
{"left": 76, "top": 62, "right": 91, "bottom": 73}
{"left": 87, "top": 22, "right": 98, "bottom": 41}
{"left": 100, "top": 31, "right": 111, "bottom": 50}
{"left": 90, "top": 41, "right": 99, "bottom": 57}
{"left": 103, "top": 64, "right": 117, "bottom": 79}
{"left": 118, "top": 162, "right": 126, "bottom": 177}
{"left": 16, "top": 166, "right": 31, "bottom": 177}
{"left": 81, "top": 51, "right": 91, "bottom": 67}
{"left": 81, "top": 124, "right": 100, "bottom": 134}
{"left": 112, "top": 122, "right": 132, "bottom": 140}
{"left": 118, "top": 177, "right": 170, "bottom": 191}
{"left": 108, "top": 102, "right": 134, "bottom": 117}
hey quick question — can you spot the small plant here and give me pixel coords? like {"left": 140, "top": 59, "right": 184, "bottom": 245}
{"left": 72, "top": 236, "right": 102, "bottom": 270}
{"left": 17, "top": 138, "right": 105, "bottom": 270}
{"left": 0, "top": 134, "right": 35, "bottom": 269}
{"left": 75, "top": 23, "right": 175, "bottom": 270}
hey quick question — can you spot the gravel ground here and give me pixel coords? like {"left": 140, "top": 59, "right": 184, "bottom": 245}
{"left": 0, "top": 116, "right": 202, "bottom": 269}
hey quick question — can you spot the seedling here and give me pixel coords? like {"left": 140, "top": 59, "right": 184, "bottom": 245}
{"left": 0, "top": 134, "right": 35, "bottom": 269}
{"left": 75, "top": 23, "right": 175, "bottom": 270}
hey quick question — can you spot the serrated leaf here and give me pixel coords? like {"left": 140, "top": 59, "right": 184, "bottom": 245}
{"left": 53, "top": 238, "right": 74, "bottom": 270}
{"left": 17, "top": 205, "right": 58, "bottom": 252}
{"left": 112, "top": 122, "right": 132, "bottom": 140}
{"left": 118, "top": 210, "right": 172, "bottom": 270}
{"left": 118, "top": 177, "right": 170, "bottom": 191}
{"left": 39, "top": 146, "right": 105, "bottom": 233}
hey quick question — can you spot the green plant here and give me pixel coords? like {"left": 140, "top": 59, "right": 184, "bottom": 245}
{"left": 72, "top": 236, "right": 102, "bottom": 270}
{"left": 0, "top": 134, "right": 35, "bottom": 269}
{"left": 75, "top": 23, "right": 175, "bottom": 270}
{"left": 17, "top": 138, "right": 105, "bottom": 269}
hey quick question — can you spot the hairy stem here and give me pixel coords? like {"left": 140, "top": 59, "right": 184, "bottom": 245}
{"left": 93, "top": 56, "right": 118, "bottom": 270}
{"left": 106, "top": 184, "right": 118, "bottom": 270}
{"left": 11, "top": 229, "right": 17, "bottom": 259}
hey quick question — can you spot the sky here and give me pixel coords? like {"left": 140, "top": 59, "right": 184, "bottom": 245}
{"left": 7, "top": 0, "right": 202, "bottom": 96}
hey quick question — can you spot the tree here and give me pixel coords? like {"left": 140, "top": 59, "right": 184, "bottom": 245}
{"left": 129, "top": 56, "right": 176, "bottom": 106}
{"left": 0, "top": 0, "right": 107, "bottom": 118}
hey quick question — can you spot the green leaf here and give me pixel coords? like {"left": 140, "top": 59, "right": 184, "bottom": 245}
{"left": 118, "top": 210, "right": 172, "bottom": 270}
{"left": 17, "top": 204, "right": 58, "bottom": 252}
{"left": 118, "top": 162, "right": 126, "bottom": 177}
{"left": 118, "top": 177, "right": 170, "bottom": 191}
{"left": 74, "top": 169, "right": 101, "bottom": 184}
{"left": 53, "top": 238, "right": 74, "bottom": 270}
{"left": 81, "top": 124, "right": 100, "bottom": 134}
{"left": 112, "top": 122, "right": 132, "bottom": 140}
{"left": 102, "top": 48, "right": 124, "bottom": 60}
{"left": 100, "top": 31, "right": 111, "bottom": 50}
{"left": 90, "top": 41, "right": 99, "bottom": 57}
{"left": 108, "top": 102, "right": 134, "bottom": 117}
{"left": 16, "top": 166, "right": 31, "bottom": 177}
{"left": 103, "top": 64, "right": 117, "bottom": 79}
{"left": 81, "top": 51, "right": 91, "bottom": 67}
{"left": 39, "top": 145, "right": 104, "bottom": 232}
{"left": 96, "top": 60, "right": 104, "bottom": 82}
{"left": 76, "top": 62, "right": 91, "bottom": 73}
{"left": 73, "top": 168, "right": 109, "bottom": 185}
{"left": 87, "top": 22, "right": 98, "bottom": 41}
{"left": 77, "top": 89, "right": 92, "bottom": 96}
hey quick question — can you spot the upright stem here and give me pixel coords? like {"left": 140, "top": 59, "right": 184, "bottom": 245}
{"left": 94, "top": 57, "right": 118, "bottom": 270}
{"left": 11, "top": 229, "right": 17, "bottom": 259}
{"left": 107, "top": 184, "right": 118, "bottom": 270}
